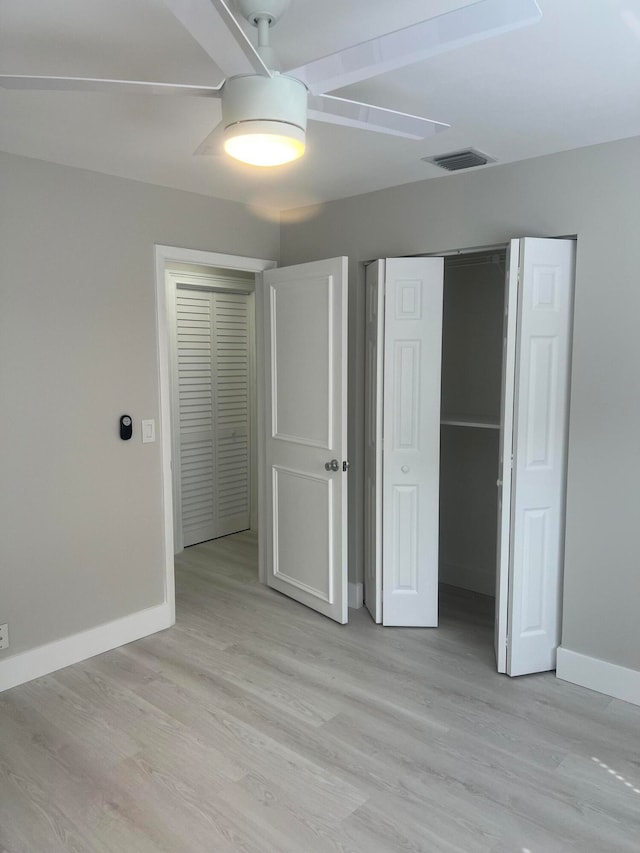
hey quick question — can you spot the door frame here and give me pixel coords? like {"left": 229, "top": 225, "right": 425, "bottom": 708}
{"left": 154, "top": 245, "right": 277, "bottom": 623}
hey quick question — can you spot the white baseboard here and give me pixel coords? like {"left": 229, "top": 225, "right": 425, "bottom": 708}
{"left": 439, "top": 562, "right": 495, "bottom": 597}
{"left": 0, "top": 602, "right": 173, "bottom": 693}
{"left": 348, "top": 582, "right": 363, "bottom": 609}
{"left": 556, "top": 647, "right": 640, "bottom": 707}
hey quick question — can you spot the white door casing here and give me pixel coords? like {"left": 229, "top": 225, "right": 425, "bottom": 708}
{"left": 261, "top": 258, "right": 349, "bottom": 624}
{"left": 364, "top": 260, "right": 384, "bottom": 623}
{"left": 506, "top": 238, "right": 575, "bottom": 676}
{"left": 495, "top": 240, "right": 520, "bottom": 672}
{"left": 382, "top": 258, "right": 444, "bottom": 627}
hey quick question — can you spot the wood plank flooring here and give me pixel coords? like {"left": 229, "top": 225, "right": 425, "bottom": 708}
{"left": 1, "top": 530, "right": 639, "bottom": 852}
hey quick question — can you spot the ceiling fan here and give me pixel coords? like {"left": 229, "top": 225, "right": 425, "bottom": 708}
{"left": 0, "top": 0, "right": 542, "bottom": 167}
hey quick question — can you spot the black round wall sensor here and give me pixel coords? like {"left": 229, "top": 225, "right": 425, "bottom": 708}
{"left": 120, "top": 415, "right": 133, "bottom": 440}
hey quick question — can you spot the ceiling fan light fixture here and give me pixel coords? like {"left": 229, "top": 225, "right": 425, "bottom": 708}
{"left": 221, "top": 74, "right": 307, "bottom": 167}
{"left": 223, "top": 120, "right": 305, "bottom": 166}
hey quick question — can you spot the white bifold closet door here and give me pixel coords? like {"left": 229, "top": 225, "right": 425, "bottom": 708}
{"left": 366, "top": 240, "right": 574, "bottom": 675}
{"left": 176, "top": 288, "right": 251, "bottom": 547}
{"left": 365, "top": 258, "right": 444, "bottom": 627}
{"left": 364, "top": 261, "right": 384, "bottom": 623}
{"left": 495, "top": 238, "right": 575, "bottom": 676}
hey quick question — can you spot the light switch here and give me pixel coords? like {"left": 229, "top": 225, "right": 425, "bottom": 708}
{"left": 141, "top": 419, "right": 156, "bottom": 443}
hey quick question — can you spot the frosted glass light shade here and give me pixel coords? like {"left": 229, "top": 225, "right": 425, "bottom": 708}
{"left": 224, "top": 120, "right": 305, "bottom": 167}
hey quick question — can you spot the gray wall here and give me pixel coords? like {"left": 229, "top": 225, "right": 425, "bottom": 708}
{"left": 441, "top": 257, "right": 505, "bottom": 422}
{"left": 280, "top": 135, "right": 640, "bottom": 673}
{"left": 0, "top": 152, "right": 279, "bottom": 659}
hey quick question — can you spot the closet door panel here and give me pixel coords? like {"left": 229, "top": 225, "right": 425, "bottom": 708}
{"left": 176, "top": 290, "right": 216, "bottom": 546}
{"left": 382, "top": 258, "right": 444, "bottom": 627}
{"left": 495, "top": 240, "right": 520, "bottom": 672}
{"left": 507, "top": 238, "right": 575, "bottom": 676}
{"left": 175, "top": 288, "right": 251, "bottom": 547}
{"left": 364, "top": 261, "right": 384, "bottom": 623}
{"left": 213, "top": 293, "right": 251, "bottom": 536}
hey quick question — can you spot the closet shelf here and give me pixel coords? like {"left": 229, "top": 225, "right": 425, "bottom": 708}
{"left": 440, "top": 414, "right": 500, "bottom": 430}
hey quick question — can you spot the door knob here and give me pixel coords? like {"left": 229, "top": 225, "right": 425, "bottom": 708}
{"left": 401, "top": 465, "right": 409, "bottom": 473}
{"left": 325, "top": 459, "right": 340, "bottom": 471}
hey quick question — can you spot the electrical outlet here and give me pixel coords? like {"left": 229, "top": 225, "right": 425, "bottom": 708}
{"left": 0, "top": 623, "right": 9, "bottom": 650}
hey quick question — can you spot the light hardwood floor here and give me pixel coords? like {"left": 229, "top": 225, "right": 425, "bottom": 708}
{"left": 1, "top": 531, "right": 639, "bottom": 852}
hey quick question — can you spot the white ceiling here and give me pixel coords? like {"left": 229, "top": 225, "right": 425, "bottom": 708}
{"left": 1, "top": 0, "right": 639, "bottom": 212}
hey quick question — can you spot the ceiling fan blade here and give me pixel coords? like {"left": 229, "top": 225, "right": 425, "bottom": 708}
{"left": 0, "top": 75, "right": 222, "bottom": 97}
{"left": 193, "top": 122, "right": 225, "bottom": 155}
{"left": 163, "top": 0, "right": 271, "bottom": 79}
{"left": 308, "top": 94, "right": 449, "bottom": 140}
{"left": 288, "top": 0, "right": 542, "bottom": 94}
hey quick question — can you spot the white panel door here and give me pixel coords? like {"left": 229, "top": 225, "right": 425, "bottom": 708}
{"left": 364, "top": 261, "right": 384, "bottom": 623}
{"left": 507, "top": 238, "right": 575, "bottom": 676}
{"left": 262, "top": 258, "right": 348, "bottom": 623}
{"left": 495, "top": 241, "right": 520, "bottom": 672}
{"left": 175, "top": 288, "right": 251, "bottom": 547}
{"left": 382, "top": 258, "right": 444, "bottom": 627}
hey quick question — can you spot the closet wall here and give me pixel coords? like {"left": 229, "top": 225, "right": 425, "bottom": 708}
{"left": 439, "top": 252, "right": 506, "bottom": 597}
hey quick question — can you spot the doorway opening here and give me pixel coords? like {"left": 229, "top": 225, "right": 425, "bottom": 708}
{"left": 438, "top": 248, "right": 506, "bottom": 659}
{"left": 154, "top": 245, "right": 276, "bottom": 623}
{"left": 156, "top": 248, "right": 351, "bottom": 627}
{"left": 166, "top": 262, "right": 257, "bottom": 551}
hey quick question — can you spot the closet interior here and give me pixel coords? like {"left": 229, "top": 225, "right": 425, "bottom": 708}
{"left": 439, "top": 249, "right": 506, "bottom": 607}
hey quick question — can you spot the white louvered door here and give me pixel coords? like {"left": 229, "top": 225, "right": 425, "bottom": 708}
{"left": 213, "top": 291, "right": 251, "bottom": 537}
{"left": 176, "top": 290, "right": 215, "bottom": 546}
{"left": 175, "top": 288, "right": 251, "bottom": 547}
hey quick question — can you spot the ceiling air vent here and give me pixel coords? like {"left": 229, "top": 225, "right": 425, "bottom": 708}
{"left": 423, "top": 149, "right": 495, "bottom": 172}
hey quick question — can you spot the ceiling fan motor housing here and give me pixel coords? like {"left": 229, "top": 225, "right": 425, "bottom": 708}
{"left": 234, "top": 0, "right": 291, "bottom": 26}
{"left": 222, "top": 74, "right": 308, "bottom": 136}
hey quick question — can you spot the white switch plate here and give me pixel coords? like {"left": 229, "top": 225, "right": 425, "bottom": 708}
{"left": 0, "top": 623, "right": 9, "bottom": 651}
{"left": 141, "top": 419, "right": 156, "bottom": 443}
